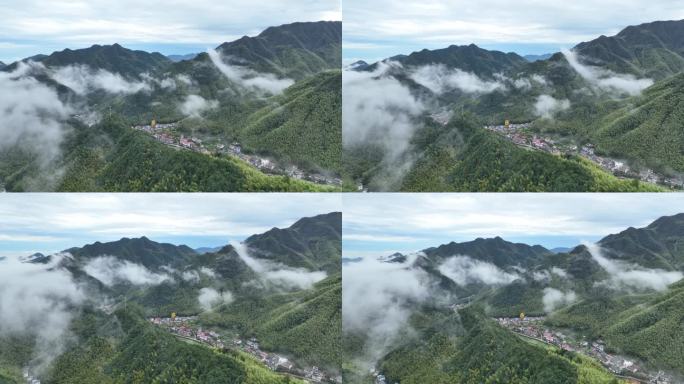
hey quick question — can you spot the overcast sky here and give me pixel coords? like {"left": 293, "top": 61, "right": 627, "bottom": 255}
{"left": 343, "top": 0, "right": 684, "bottom": 63}
{"left": 343, "top": 194, "right": 684, "bottom": 260}
{"left": 0, "top": 193, "right": 340, "bottom": 258}
{"left": 0, "top": 0, "right": 341, "bottom": 63}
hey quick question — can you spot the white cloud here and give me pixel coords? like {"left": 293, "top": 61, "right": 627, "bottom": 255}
{"left": 199, "top": 267, "right": 217, "bottom": 278}
{"left": 409, "top": 64, "right": 506, "bottom": 94}
{"left": 513, "top": 78, "right": 532, "bottom": 90}
{"left": 50, "top": 64, "right": 150, "bottom": 94}
{"left": 438, "top": 255, "right": 519, "bottom": 286}
{"left": 585, "top": 243, "right": 683, "bottom": 291}
{"left": 0, "top": 194, "right": 340, "bottom": 247}
{"left": 0, "top": 61, "right": 72, "bottom": 167}
{"left": 179, "top": 94, "right": 218, "bottom": 117}
{"left": 563, "top": 49, "right": 654, "bottom": 96}
{"left": 343, "top": 194, "right": 684, "bottom": 249}
{"left": 531, "top": 74, "right": 548, "bottom": 86}
{"left": 181, "top": 270, "right": 200, "bottom": 283}
{"left": 542, "top": 288, "right": 577, "bottom": 312}
{"left": 233, "top": 242, "right": 326, "bottom": 290}
{"left": 534, "top": 94, "right": 570, "bottom": 118}
{"left": 532, "top": 270, "right": 551, "bottom": 282}
{"left": 343, "top": 234, "right": 418, "bottom": 243}
{"left": 207, "top": 49, "right": 293, "bottom": 94}
{"left": 344, "top": 0, "right": 684, "bottom": 58}
{"left": 83, "top": 256, "right": 171, "bottom": 286}
{"left": 197, "top": 287, "right": 233, "bottom": 311}
{"left": 0, "top": 254, "right": 85, "bottom": 372}
{"left": 550, "top": 267, "right": 568, "bottom": 278}
{"left": 343, "top": 253, "right": 432, "bottom": 365}
{"left": 343, "top": 62, "right": 425, "bottom": 190}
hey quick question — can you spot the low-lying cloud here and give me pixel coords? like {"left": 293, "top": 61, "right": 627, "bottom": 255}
{"left": 208, "top": 49, "right": 293, "bottom": 94}
{"left": 439, "top": 256, "right": 520, "bottom": 286}
{"left": 83, "top": 256, "right": 171, "bottom": 286}
{"left": 343, "top": 253, "right": 432, "bottom": 365}
{"left": 563, "top": 49, "right": 654, "bottom": 96}
{"left": 585, "top": 243, "right": 683, "bottom": 291}
{"left": 233, "top": 243, "right": 326, "bottom": 290}
{"left": 51, "top": 64, "right": 150, "bottom": 95}
{"left": 409, "top": 64, "right": 506, "bottom": 94}
{"left": 343, "top": 62, "right": 425, "bottom": 189}
{"left": 197, "top": 287, "right": 233, "bottom": 311}
{"left": 534, "top": 94, "right": 570, "bottom": 118}
{"left": 0, "top": 62, "right": 72, "bottom": 166}
{"left": 0, "top": 254, "right": 85, "bottom": 372}
{"left": 179, "top": 94, "right": 218, "bottom": 117}
{"left": 542, "top": 287, "right": 577, "bottom": 312}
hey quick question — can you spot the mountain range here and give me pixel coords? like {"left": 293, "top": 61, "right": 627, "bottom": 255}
{"left": 345, "top": 213, "right": 684, "bottom": 383}
{"left": 0, "top": 21, "right": 343, "bottom": 192}
{"left": 0, "top": 212, "right": 342, "bottom": 383}
{"left": 345, "top": 19, "right": 684, "bottom": 192}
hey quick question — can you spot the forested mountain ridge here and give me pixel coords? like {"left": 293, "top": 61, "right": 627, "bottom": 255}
{"left": 213, "top": 20, "right": 341, "bottom": 80}
{"left": 368, "top": 43, "right": 527, "bottom": 77}
{"left": 2, "top": 43, "right": 172, "bottom": 77}
{"left": 0, "top": 21, "right": 342, "bottom": 192}
{"left": 422, "top": 236, "right": 552, "bottom": 267}
{"left": 351, "top": 214, "right": 684, "bottom": 383}
{"left": 345, "top": 19, "right": 684, "bottom": 192}
{"left": 0, "top": 212, "right": 341, "bottom": 382}
{"left": 245, "top": 212, "right": 342, "bottom": 273}
{"left": 574, "top": 19, "right": 684, "bottom": 79}
{"left": 65, "top": 236, "right": 197, "bottom": 270}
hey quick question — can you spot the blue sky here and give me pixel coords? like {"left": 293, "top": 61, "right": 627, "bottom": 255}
{"left": 343, "top": 0, "right": 684, "bottom": 63}
{"left": 0, "top": 194, "right": 340, "bottom": 258}
{"left": 343, "top": 194, "right": 684, "bottom": 260}
{"left": 0, "top": 0, "right": 341, "bottom": 63}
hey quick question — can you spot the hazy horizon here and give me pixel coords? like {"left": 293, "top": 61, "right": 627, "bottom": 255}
{"left": 0, "top": 0, "right": 341, "bottom": 63}
{"left": 343, "top": 0, "right": 684, "bottom": 63}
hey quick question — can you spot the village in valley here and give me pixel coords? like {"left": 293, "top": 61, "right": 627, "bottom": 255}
{"left": 482, "top": 121, "right": 684, "bottom": 189}
{"left": 148, "top": 316, "right": 342, "bottom": 384}
{"left": 132, "top": 120, "right": 343, "bottom": 187}
{"left": 495, "top": 316, "right": 676, "bottom": 384}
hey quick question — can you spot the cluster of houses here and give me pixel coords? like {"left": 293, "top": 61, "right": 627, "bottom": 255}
{"left": 485, "top": 123, "right": 684, "bottom": 189}
{"left": 132, "top": 122, "right": 343, "bottom": 187}
{"left": 496, "top": 317, "right": 675, "bottom": 384}
{"left": 486, "top": 123, "right": 562, "bottom": 154}
{"left": 224, "top": 143, "right": 342, "bottom": 186}
{"left": 133, "top": 121, "right": 178, "bottom": 133}
{"left": 149, "top": 317, "right": 340, "bottom": 383}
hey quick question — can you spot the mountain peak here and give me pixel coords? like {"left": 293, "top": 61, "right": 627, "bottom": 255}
{"left": 66, "top": 237, "right": 196, "bottom": 270}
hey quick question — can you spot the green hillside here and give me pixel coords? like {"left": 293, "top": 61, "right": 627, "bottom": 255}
{"left": 214, "top": 21, "right": 341, "bottom": 80}
{"left": 66, "top": 236, "right": 197, "bottom": 270}
{"left": 590, "top": 73, "right": 684, "bottom": 173}
{"left": 203, "top": 274, "right": 342, "bottom": 370}
{"left": 245, "top": 212, "right": 342, "bottom": 273}
{"left": 395, "top": 117, "right": 663, "bottom": 192}
{"left": 240, "top": 70, "right": 342, "bottom": 172}
{"left": 548, "top": 280, "right": 684, "bottom": 374}
{"left": 373, "top": 307, "right": 620, "bottom": 384}
{"left": 42, "top": 307, "right": 303, "bottom": 384}
{"left": 574, "top": 19, "right": 684, "bottom": 80}
{"left": 4, "top": 43, "right": 171, "bottom": 77}
{"left": 367, "top": 43, "right": 527, "bottom": 77}
{"left": 7, "top": 116, "right": 336, "bottom": 192}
